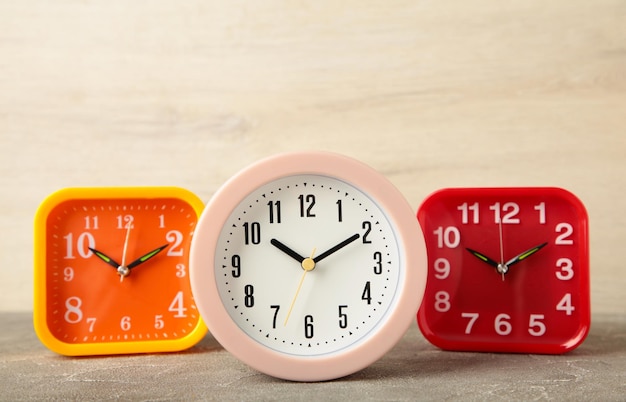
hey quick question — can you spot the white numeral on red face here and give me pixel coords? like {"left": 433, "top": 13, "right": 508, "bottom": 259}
{"left": 462, "top": 312, "right": 479, "bottom": 334}
{"left": 455, "top": 202, "right": 552, "bottom": 225}
{"left": 556, "top": 293, "right": 575, "bottom": 315}
{"left": 434, "top": 291, "right": 451, "bottom": 312}
{"left": 528, "top": 314, "right": 546, "bottom": 336}
{"left": 458, "top": 313, "right": 549, "bottom": 336}
{"left": 433, "top": 258, "right": 451, "bottom": 280}
{"left": 490, "top": 202, "right": 520, "bottom": 224}
{"left": 495, "top": 313, "right": 512, "bottom": 335}
{"left": 555, "top": 223, "right": 574, "bottom": 245}
{"left": 433, "top": 227, "right": 460, "bottom": 248}
{"left": 457, "top": 202, "right": 479, "bottom": 224}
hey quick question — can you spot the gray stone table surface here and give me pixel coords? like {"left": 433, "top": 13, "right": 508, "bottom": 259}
{"left": 1, "top": 312, "right": 625, "bottom": 401}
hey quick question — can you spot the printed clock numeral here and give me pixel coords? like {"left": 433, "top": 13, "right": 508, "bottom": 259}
{"left": 490, "top": 202, "right": 520, "bottom": 224}
{"left": 433, "top": 226, "right": 460, "bottom": 249}
{"left": 555, "top": 223, "right": 574, "bottom": 245}
{"left": 64, "top": 296, "right": 83, "bottom": 324}
{"left": 433, "top": 258, "right": 451, "bottom": 279}
{"left": 63, "top": 232, "right": 95, "bottom": 259}
{"left": 243, "top": 222, "right": 262, "bottom": 245}
{"left": 457, "top": 202, "right": 479, "bottom": 224}
{"left": 298, "top": 194, "right": 316, "bottom": 218}
{"left": 268, "top": 201, "right": 282, "bottom": 224}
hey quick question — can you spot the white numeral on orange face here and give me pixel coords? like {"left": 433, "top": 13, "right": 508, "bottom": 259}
{"left": 64, "top": 296, "right": 83, "bottom": 323}
{"left": 166, "top": 230, "right": 184, "bottom": 256}
{"left": 120, "top": 316, "right": 131, "bottom": 331}
{"left": 168, "top": 291, "right": 187, "bottom": 318}
{"left": 63, "top": 232, "right": 95, "bottom": 259}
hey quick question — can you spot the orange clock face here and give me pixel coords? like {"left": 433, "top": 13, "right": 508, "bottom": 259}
{"left": 34, "top": 188, "right": 207, "bottom": 356}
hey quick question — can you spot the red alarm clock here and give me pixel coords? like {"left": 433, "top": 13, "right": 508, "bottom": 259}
{"left": 416, "top": 187, "right": 590, "bottom": 354}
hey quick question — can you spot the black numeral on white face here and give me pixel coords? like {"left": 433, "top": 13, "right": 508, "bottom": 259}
{"left": 214, "top": 175, "right": 401, "bottom": 356}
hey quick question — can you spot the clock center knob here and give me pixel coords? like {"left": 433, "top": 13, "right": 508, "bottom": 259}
{"left": 301, "top": 258, "right": 316, "bottom": 272}
{"left": 117, "top": 265, "right": 130, "bottom": 279}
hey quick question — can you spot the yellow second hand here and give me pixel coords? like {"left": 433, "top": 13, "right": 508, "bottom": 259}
{"left": 284, "top": 248, "right": 316, "bottom": 326}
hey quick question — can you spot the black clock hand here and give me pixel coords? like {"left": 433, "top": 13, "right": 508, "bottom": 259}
{"left": 89, "top": 247, "right": 121, "bottom": 270}
{"left": 127, "top": 244, "right": 169, "bottom": 270}
{"left": 314, "top": 234, "right": 360, "bottom": 263}
{"left": 271, "top": 239, "right": 305, "bottom": 263}
{"left": 505, "top": 242, "right": 548, "bottom": 267}
{"left": 465, "top": 248, "right": 499, "bottom": 269}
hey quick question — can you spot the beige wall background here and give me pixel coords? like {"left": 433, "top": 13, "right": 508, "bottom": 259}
{"left": 1, "top": 1, "right": 624, "bottom": 316}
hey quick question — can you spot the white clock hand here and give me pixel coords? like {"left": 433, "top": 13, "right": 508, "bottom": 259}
{"left": 497, "top": 220, "right": 506, "bottom": 281}
{"left": 118, "top": 224, "right": 132, "bottom": 282}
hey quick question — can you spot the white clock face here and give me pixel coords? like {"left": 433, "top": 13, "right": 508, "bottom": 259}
{"left": 214, "top": 174, "right": 402, "bottom": 356}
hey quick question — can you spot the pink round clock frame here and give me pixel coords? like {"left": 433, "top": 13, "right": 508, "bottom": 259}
{"left": 190, "top": 151, "right": 426, "bottom": 381}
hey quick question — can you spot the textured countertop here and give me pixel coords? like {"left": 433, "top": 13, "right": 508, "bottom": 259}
{"left": 2, "top": 312, "right": 625, "bottom": 400}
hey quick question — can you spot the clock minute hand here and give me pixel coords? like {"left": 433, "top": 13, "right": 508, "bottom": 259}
{"left": 505, "top": 242, "right": 548, "bottom": 268}
{"left": 127, "top": 244, "right": 169, "bottom": 270}
{"left": 89, "top": 247, "right": 122, "bottom": 270}
{"left": 314, "top": 234, "right": 360, "bottom": 264}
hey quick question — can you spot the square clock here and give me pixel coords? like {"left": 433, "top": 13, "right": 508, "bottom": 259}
{"left": 34, "top": 187, "right": 207, "bottom": 356}
{"left": 416, "top": 187, "right": 590, "bottom": 354}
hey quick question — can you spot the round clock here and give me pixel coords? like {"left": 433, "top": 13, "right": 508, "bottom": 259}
{"left": 34, "top": 187, "right": 207, "bottom": 356}
{"left": 190, "top": 151, "right": 426, "bottom": 381}
{"left": 416, "top": 187, "right": 590, "bottom": 354}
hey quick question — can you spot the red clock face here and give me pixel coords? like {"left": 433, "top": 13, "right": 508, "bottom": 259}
{"left": 416, "top": 187, "right": 590, "bottom": 354}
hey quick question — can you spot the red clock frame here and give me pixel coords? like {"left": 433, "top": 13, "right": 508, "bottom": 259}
{"left": 416, "top": 187, "right": 590, "bottom": 354}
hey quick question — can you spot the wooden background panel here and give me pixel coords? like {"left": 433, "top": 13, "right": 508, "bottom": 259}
{"left": 1, "top": 0, "right": 624, "bottom": 313}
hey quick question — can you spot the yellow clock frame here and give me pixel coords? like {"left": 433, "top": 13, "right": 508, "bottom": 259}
{"left": 34, "top": 187, "right": 208, "bottom": 356}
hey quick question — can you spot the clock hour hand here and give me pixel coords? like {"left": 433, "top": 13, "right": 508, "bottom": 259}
{"left": 271, "top": 239, "right": 305, "bottom": 263}
{"left": 88, "top": 247, "right": 122, "bottom": 270}
{"left": 314, "top": 234, "right": 360, "bottom": 263}
{"left": 465, "top": 248, "right": 500, "bottom": 269}
{"left": 505, "top": 242, "right": 548, "bottom": 268}
{"left": 127, "top": 244, "right": 169, "bottom": 270}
